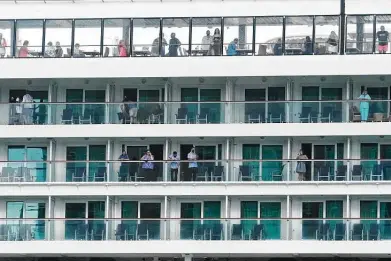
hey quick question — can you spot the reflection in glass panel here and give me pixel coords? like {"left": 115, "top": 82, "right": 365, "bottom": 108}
{"left": 74, "top": 19, "right": 102, "bottom": 58}
{"left": 315, "top": 16, "right": 340, "bottom": 55}
{"left": 191, "top": 18, "right": 222, "bottom": 56}
{"left": 162, "top": 18, "right": 189, "bottom": 57}
{"left": 104, "top": 19, "right": 131, "bottom": 57}
{"left": 285, "top": 16, "right": 314, "bottom": 55}
{"left": 346, "top": 15, "right": 374, "bottom": 54}
{"left": 16, "top": 20, "right": 44, "bottom": 58}
{"left": 375, "top": 15, "right": 391, "bottom": 54}
{"left": 132, "top": 19, "right": 161, "bottom": 57}
{"left": 255, "top": 17, "right": 283, "bottom": 56}
{"left": 223, "top": 17, "right": 253, "bottom": 56}
{"left": 0, "top": 20, "right": 14, "bottom": 58}
{"left": 45, "top": 20, "right": 72, "bottom": 58}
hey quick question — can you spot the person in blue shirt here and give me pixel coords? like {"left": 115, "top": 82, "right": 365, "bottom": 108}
{"left": 118, "top": 150, "right": 129, "bottom": 160}
{"left": 168, "top": 151, "right": 180, "bottom": 181}
{"left": 141, "top": 150, "right": 154, "bottom": 181}
{"left": 303, "top": 36, "right": 313, "bottom": 55}
{"left": 273, "top": 38, "right": 282, "bottom": 55}
{"left": 227, "top": 38, "right": 238, "bottom": 56}
{"left": 358, "top": 89, "right": 371, "bottom": 122}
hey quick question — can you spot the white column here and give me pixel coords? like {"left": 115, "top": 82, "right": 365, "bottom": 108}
{"left": 164, "top": 138, "right": 169, "bottom": 181}
{"left": 225, "top": 138, "right": 230, "bottom": 181}
{"left": 107, "top": 139, "right": 111, "bottom": 181}
{"left": 225, "top": 195, "right": 229, "bottom": 240}
{"left": 48, "top": 82, "right": 53, "bottom": 124}
{"left": 164, "top": 81, "right": 170, "bottom": 124}
{"left": 345, "top": 78, "right": 351, "bottom": 123}
{"left": 48, "top": 139, "right": 54, "bottom": 182}
{"left": 184, "top": 254, "right": 193, "bottom": 261}
{"left": 164, "top": 196, "right": 168, "bottom": 240}
{"left": 225, "top": 79, "right": 233, "bottom": 123}
{"left": 346, "top": 195, "right": 350, "bottom": 240}
{"left": 347, "top": 137, "right": 351, "bottom": 181}
{"left": 105, "top": 196, "right": 110, "bottom": 240}
{"left": 105, "top": 83, "right": 111, "bottom": 124}
{"left": 286, "top": 79, "right": 291, "bottom": 123}
{"left": 48, "top": 195, "right": 52, "bottom": 240}
{"left": 287, "top": 138, "right": 292, "bottom": 181}
{"left": 286, "top": 195, "right": 291, "bottom": 240}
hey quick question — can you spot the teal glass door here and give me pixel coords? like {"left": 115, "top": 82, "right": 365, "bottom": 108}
{"left": 85, "top": 90, "right": 105, "bottom": 124}
{"left": 245, "top": 89, "right": 266, "bottom": 122}
{"left": 181, "top": 88, "right": 198, "bottom": 123}
{"left": 314, "top": 145, "right": 335, "bottom": 180}
{"left": 360, "top": 143, "right": 378, "bottom": 180}
{"left": 360, "top": 200, "right": 377, "bottom": 231}
{"left": 66, "top": 147, "right": 87, "bottom": 182}
{"left": 321, "top": 88, "right": 343, "bottom": 122}
{"left": 66, "top": 89, "right": 84, "bottom": 121}
{"left": 7, "top": 146, "right": 47, "bottom": 182}
{"left": 88, "top": 201, "right": 105, "bottom": 240}
{"left": 302, "top": 202, "right": 323, "bottom": 239}
{"left": 325, "top": 200, "right": 343, "bottom": 232}
{"left": 24, "top": 202, "right": 46, "bottom": 240}
{"left": 380, "top": 145, "right": 391, "bottom": 180}
{"left": 88, "top": 145, "right": 106, "bottom": 182}
{"left": 139, "top": 90, "right": 160, "bottom": 123}
{"left": 260, "top": 202, "right": 281, "bottom": 239}
{"left": 121, "top": 201, "right": 138, "bottom": 239}
{"left": 241, "top": 201, "right": 257, "bottom": 239}
{"left": 302, "top": 87, "right": 319, "bottom": 122}
{"left": 26, "top": 147, "right": 47, "bottom": 182}
{"left": 268, "top": 87, "right": 285, "bottom": 122}
{"left": 140, "top": 203, "right": 161, "bottom": 240}
{"left": 366, "top": 87, "right": 388, "bottom": 119}
{"left": 180, "top": 202, "right": 201, "bottom": 239}
{"left": 242, "top": 144, "right": 260, "bottom": 180}
{"left": 65, "top": 203, "right": 86, "bottom": 239}
{"left": 196, "top": 146, "right": 216, "bottom": 171}
{"left": 380, "top": 202, "right": 391, "bottom": 239}
{"left": 200, "top": 89, "right": 221, "bottom": 123}
{"left": 262, "top": 145, "right": 283, "bottom": 181}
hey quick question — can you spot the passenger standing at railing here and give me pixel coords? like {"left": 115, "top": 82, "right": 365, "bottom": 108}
{"left": 303, "top": 36, "right": 313, "bottom": 55}
{"left": 15, "top": 97, "right": 22, "bottom": 124}
{"left": 0, "top": 33, "right": 7, "bottom": 58}
{"left": 55, "top": 42, "right": 63, "bottom": 58}
{"left": 201, "top": 30, "right": 213, "bottom": 54}
{"left": 273, "top": 38, "right": 282, "bottom": 55}
{"left": 18, "top": 40, "right": 29, "bottom": 58}
{"left": 151, "top": 34, "right": 167, "bottom": 57}
{"left": 168, "top": 151, "right": 180, "bottom": 181}
{"left": 118, "top": 150, "right": 129, "bottom": 160}
{"left": 326, "top": 31, "right": 338, "bottom": 54}
{"left": 358, "top": 89, "right": 371, "bottom": 122}
{"left": 377, "top": 26, "right": 389, "bottom": 54}
{"left": 45, "top": 42, "right": 55, "bottom": 58}
{"left": 118, "top": 40, "right": 128, "bottom": 57}
{"left": 296, "top": 150, "right": 308, "bottom": 181}
{"left": 187, "top": 147, "right": 198, "bottom": 181}
{"left": 141, "top": 150, "right": 154, "bottom": 181}
{"left": 22, "top": 92, "right": 34, "bottom": 124}
{"left": 168, "top": 33, "right": 182, "bottom": 57}
{"left": 210, "top": 28, "right": 221, "bottom": 56}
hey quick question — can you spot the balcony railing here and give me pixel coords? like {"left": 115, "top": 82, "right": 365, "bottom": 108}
{"left": 3, "top": 100, "right": 391, "bottom": 125}
{"left": 1, "top": 218, "right": 391, "bottom": 241}
{"left": 1, "top": 159, "right": 391, "bottom": 183}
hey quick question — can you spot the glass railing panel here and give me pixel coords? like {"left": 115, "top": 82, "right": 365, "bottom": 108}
{"left": 111, "top": 160, "right": 164, "bottom": 182}
{"left": 167, "top": 160, "right": 226, "bottom": 182}
{"left": 171, "top": 102, "right": 225, "bottom": 124}
{"left": 0, "top": 219, "right": 47, "bottom": 241}
{"left": 233, "top": 160, "right": 289, "bottom": 182}
{"left": 229, "top": 219, "right": 287, "bottom": 240}
{"left": 291, "top": 219, "right": 347, "bottom": 241}
{"left": 54, "top": 103, "right": 106, "bottom": 124}
{"left": 109, "top": 102, "right": 165, "bottom": 124}
{"left": 110, "top": 219, "right": 163, "bottom": 240}
{"left": 177, "top": 219, "right": 225, "bottom": 240}
{"left": 348, "top": 99, "right": 391, "bottom": 122}
{"left": 60, "top": 161, "right": 108, "bottom": 182}
{"left": 290, "top": 100, "right": 345, "bottom": 123}
{"left": 61, "top": 219, "right": 107, "bottom": 240}
{"left": 0, "top": 161, "right": 48, "bottom": 182}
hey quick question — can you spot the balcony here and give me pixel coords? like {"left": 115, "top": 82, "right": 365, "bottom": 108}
{"left": 2, "top": 100, "right": 391, "bottom": 126}
{"left": 0, "top": 159, "right": 391, "bottom": 183}
{"left": 1, "top": 218, "right": 391, "bottom": 241}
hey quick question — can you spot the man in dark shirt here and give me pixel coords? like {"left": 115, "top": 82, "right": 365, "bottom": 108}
{"left": 377, "top": 25, "right": 389, "bottom": 54}
{"left": 273, "top": 38, "right": 282, "bottom": 55}
{"left": 168, "top": 33, "right": 182, "bottom": 57}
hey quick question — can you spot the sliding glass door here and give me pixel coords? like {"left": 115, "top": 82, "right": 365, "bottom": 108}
{"left": 361, "top": 143, "right": 378, "bottom": 180}
{"left": 262, "top": 145, "right": 283, "bottom": 181}
{"left": 259, "top": 202, "right": 281, "bottom": 239}
{"left": 180, "top": 202, "right": 201, "bottom": 239}
{"left": 242, "top": 144, "right": 260, "bottom": 180}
